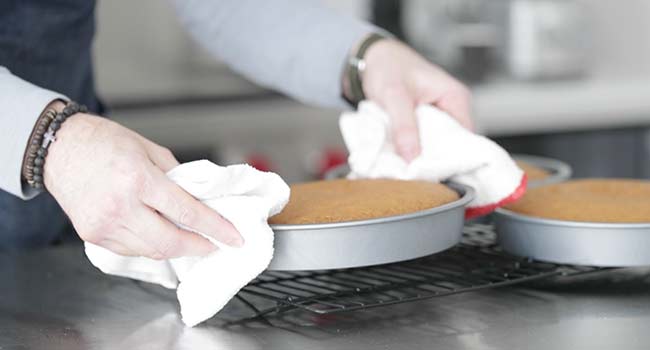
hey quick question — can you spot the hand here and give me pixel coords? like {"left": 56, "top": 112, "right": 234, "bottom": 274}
{"left": 359, "top": 39, "right": 473, "bottom": 162}
{"left": 43, "top": 104, "right": 243, "bottom": 259}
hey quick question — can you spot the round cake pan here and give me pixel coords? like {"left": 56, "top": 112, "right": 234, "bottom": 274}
{"left": 324, "top": 154, "right": 571, "bottom": 188}
{"left": 267, "top": 183, "right": 474, "bottom": 271}
{"left": 513, "top": 154, "right": 572, "bottom": 188}
{"left": 323, "top": 163, "right": 351, "bottom": 180}
{"left": 494, "top": 208, "right": 650, "bottom": 267}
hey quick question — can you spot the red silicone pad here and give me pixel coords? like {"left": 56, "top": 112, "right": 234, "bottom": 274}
{"left": 464, "top": 174, "right": 528, "bottom": 219}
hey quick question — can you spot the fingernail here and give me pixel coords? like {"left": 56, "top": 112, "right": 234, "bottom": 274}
{"left": 206, "top": 244, "right": 219, "bottom": 253}
{"left": 403, "top": 146, "right": 418, "bottom": 162}
{"left": 399, "top": 142, "right": 420, "bottom": 162}
{"left": 187, "top": 242, "right": 218, "bottom": 257}
{"left": 198, "top": 246, "right": 218, "bottom": 257}
{"left": 395, "top": 134, "right": 420, "bottom": 162}
{"left": 228, "top": 234, "right": 245, "bottom": 248}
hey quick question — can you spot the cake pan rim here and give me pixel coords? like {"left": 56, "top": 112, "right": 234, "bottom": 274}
{"left": 271, "top": 182, "right": 474, "bottom": 231}
{"left": 323, "top": 154, "right": 572, "bottom": 188}
{"left": 511, "top": 154, "right": 572, "bottom": 187}
{"left": 495, "top": 207, "right": 650, "bottom": 229}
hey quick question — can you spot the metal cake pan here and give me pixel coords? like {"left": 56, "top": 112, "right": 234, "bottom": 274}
{"left": 324, "top": 154, "right": 572, "bottom": 188}
{"left": 323, "top": 163, "right": 351, "bottom": 180}
{"left": 267, "top": 183, "right": 474, "bottom": 271}
{"left": 494, "top": 208, "right": 650, "bottom": 267}
{"left": 513, "top": 154, "right": 572, "bottom": 188}
{"left": 467, "top": 154, "right": 572, "bottom": 224}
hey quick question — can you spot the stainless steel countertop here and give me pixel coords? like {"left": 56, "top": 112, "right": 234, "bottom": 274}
{"left": 2, "top": 244, "right": 650, "bottom": 350}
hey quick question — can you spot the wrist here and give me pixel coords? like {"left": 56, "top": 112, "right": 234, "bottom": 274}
{"left": 21, "top": 100, "right": 88, "bottom": 191}
{"left": 341, "top": 33, "right": 388, "bottom": 106}
{"left": 43, "top": 113, "right": 97, "bottom": 191}
{"left": 21, "top": 100, "right": 65, "bottom": 189}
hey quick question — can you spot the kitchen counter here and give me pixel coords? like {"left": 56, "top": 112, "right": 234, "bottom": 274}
{"left": 2, "top": 244, "right": 650, "bottom": 350}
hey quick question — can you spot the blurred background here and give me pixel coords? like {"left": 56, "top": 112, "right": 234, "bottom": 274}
{"left": 95, "top": 0, "right": 650, "bottom": 183}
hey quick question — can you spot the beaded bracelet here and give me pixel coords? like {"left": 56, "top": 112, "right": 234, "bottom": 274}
{"left": 22, "top": 108, "right": 56, "bottom": 187}
{"left": 22, "top": 101, "right": 88, "bottom": 190}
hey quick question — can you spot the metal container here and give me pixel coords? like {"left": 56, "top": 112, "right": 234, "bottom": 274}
{"left": 268, "top": 183, "right": 474, "bottom": 271}
{"left": 468, "top": 154, "right": 572, "bottom": 224}
{"left": 324, "top": 154, "right": 572, "bottom": 188}
{"left": 323, "top": 163, "right": 351, "bottom": 180}
{"left": 514, "top": 154, "right": 572, "bottom": 188}
{"left": 494, "top": 208, "right": 650, "bottom": 267}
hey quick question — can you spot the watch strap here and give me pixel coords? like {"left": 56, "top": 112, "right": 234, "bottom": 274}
{"left": 345, "top": 33, "right": 386, "bottom": 106}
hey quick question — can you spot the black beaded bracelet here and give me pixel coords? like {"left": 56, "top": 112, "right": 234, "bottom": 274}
{"left": 24, "top": 101, "right": 88, "bottom": 190}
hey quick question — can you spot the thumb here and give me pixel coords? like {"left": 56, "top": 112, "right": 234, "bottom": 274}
{"left": 379, "top": 92, "right": 421, "bottom": 162}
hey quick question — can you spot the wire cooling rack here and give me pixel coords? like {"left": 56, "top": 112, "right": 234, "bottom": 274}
{"left": 235, "top": 224, "right": 604, "bottom": 318}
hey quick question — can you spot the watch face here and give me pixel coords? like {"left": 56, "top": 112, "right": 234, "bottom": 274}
{"left": 357, "top": 59, "right": 367, "bottom": 72}
{"left": 349, "top": 56, "right": 363, "bottom": 68}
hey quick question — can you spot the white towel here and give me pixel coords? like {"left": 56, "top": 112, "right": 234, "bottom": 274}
{"left": 340, "top": 101, "right": 526, "bottom": 218}
{"left": 85, "top": 160, "right": 290, "bottom": 327}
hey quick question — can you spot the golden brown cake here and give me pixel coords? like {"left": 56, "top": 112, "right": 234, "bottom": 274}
{"left": 504, "top": 179, "right": 650, "bottom": 223}
{"left": 269, "top": 179, "right": 459, "bottom": 225}
{"left": 516, "top": 160, "right": 551, "bottom": 182}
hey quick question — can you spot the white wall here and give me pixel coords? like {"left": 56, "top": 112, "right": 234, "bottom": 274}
{"left": 93, "top": 0, "right": 371, "bottom": 102}
{"left": 95, "top": 1, "right": 650, "bottom": 102}
{"left": 94, "top": 0, "right": 262, "bottom": 102}
{"left": 583, "top": 0, "right": 650, "bottom": 79}
{"left": 99, "top": 1, "right": 650, "bottom": 181}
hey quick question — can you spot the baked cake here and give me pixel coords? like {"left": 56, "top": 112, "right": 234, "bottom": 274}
{"left": 269, "top": 179, "right": 459, "bottom": 225}
{"left": 504, "top": 179, "right": 650, "bottom": 223}
{"left": 516, "top": 160, "right": 551, "bottom": 182}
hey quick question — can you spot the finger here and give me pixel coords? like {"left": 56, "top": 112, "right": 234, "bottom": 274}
{"left": 139, "top": 166, "right": 244, "bottom": 247}
{"left": 379, "top": 89, "right": 421, "bottom": 162}
{"left": 125, "top": 206, "right": 217, "bottom": 259}
{"left": 96, "top": 226, "right": 166, "bottom": 258}
{"left": 434, "top": 84, "right": 474, "bottom": 131}
{"left": 139, "top": 137, "right": 180, "bottom": 172}
{"left": 149, "top": 147, "right": 180, "bottom": 173}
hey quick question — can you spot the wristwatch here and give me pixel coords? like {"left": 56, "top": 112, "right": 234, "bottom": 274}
{"left": 343, "top": 33, "right": 387, "bottom": 107}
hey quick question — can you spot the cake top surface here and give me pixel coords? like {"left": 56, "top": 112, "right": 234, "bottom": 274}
{"left": 504, "top": 178, "right": 650, "bottom": 223}
{"left": 269, "top": 179, "right": 460, "bottom": 225}
{"left": 516, "top": 160, "right": 551, "bottom": 181}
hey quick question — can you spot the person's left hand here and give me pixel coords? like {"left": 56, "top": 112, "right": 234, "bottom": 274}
{"left": 351, "top": 38, "right": 474, "bottom": 162}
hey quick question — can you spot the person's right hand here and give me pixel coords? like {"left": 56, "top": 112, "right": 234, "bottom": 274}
{"left": 358, "top": 39, "right": 473, "bottom": 162}
{"left": 43, "top": 102, "right": 243, "bottom": 259}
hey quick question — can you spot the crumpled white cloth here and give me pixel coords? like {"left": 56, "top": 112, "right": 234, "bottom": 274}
{"left": 85, "top": 160, "right": 290, "bottom": 327}
{"left": 340, "top": 101, "right": 526, "bottom": 218}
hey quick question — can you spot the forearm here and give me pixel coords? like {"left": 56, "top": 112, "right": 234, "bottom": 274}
{"left": 171, "top": 0, "right": 379, "bottom": 108}
{"left": 0, "top": 67, "right": 66, "bottom": 199}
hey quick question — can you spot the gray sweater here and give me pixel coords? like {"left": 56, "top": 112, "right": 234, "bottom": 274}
{"left": 0, "top": 0, "right": 375, "bottom": 199}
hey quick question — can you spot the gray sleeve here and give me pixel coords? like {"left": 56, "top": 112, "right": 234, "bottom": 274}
{"left": 170, "top": 0, "right": 378, "bottom": 108}
{"left": 0, "top": 67, "right": 66, "bottom": 199}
